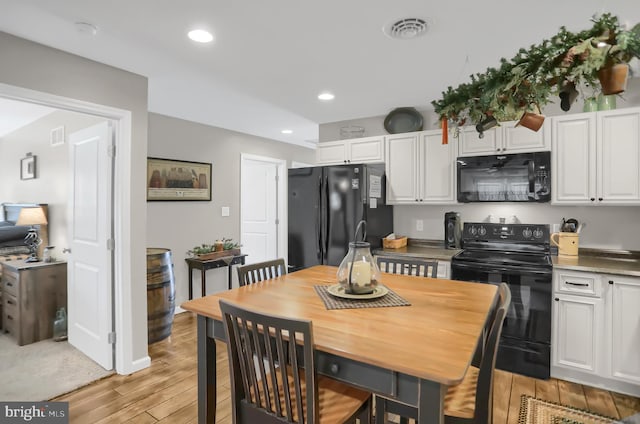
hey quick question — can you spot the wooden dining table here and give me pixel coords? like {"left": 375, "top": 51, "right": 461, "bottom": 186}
{"left": 180, "top": 265, "right": 498, "bottom": 424}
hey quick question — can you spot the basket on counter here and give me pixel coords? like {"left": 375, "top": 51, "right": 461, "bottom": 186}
{"left": 382, "top": 236, "right": 407, "bottom": 249}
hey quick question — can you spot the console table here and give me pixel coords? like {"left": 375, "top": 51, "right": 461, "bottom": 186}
{"left": 185, "top": 254, "right": 247, "bottom": 299}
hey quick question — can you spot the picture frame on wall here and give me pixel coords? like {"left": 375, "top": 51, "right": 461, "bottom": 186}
{"left": 147, "top": 157, "right": 212, "bottom": 201}
{"left": 20, "top": 155, "right": 36, "bottom": 180}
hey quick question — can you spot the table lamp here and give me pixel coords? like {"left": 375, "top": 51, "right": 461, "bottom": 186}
{"left": 16, "top": 206, "right": 48, "bottom": 263}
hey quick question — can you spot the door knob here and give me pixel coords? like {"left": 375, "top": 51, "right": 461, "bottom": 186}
{"left": 63, "top": 248, "right": 72, "bottom": 253}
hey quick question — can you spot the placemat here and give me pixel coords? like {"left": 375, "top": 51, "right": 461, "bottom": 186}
{"left": 314, "top": 285, "right": 411, "bottom": 310}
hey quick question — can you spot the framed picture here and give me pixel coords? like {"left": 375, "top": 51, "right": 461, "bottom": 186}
{"left": 20, "top": 155, "right": 36, "bottom": 180}
{"left": 147, "top": 157, "right": 212, "bottom": 201}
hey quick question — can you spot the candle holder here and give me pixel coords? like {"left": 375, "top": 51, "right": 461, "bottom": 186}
{"left": 336, "top": 220, "right": 381, "bottom": 295}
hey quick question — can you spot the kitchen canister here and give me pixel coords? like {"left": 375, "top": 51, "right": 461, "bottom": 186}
{"left": 551, "top": 232, "right": 579, "bottom": 257}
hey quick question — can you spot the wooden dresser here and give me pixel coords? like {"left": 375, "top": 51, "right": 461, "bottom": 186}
{"left": 2, "top": 260, "right": 67, "bottom": 346}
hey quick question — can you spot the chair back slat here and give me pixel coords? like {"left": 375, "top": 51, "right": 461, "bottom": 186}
{"left": 220, "top": 299, "right": 318, "bottom": 424}
{"left": 237, "top": 258, "right": 287, "bottom": 286}
{"left": 376, "top": 256, "right": 438, "bottom": 278}
{"left": 474, "top": 283, "right": 511, "bottom": 424}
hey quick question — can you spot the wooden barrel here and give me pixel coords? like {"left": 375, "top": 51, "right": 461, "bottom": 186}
{"left": 146, "top": 248, "right": 176, "bottom": 344}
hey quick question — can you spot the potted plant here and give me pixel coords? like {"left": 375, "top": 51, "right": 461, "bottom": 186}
{"left": 188, "top": 238, "right": 241, "bottom": 260}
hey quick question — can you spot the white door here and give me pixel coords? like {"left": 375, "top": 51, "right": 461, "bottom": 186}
{"left": 241, "top": 155, "right": 282, "bottom": 266}
{"left": 68, "top": 121, "right": 114, "bottom": 369}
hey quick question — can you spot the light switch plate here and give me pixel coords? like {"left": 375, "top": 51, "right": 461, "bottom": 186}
{"left": 221, "top": 206, "right": 230, "bottom": 217}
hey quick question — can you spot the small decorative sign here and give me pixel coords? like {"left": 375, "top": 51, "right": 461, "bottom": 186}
{"left": 147, "top": 157, "right": 212, "bottom": 201}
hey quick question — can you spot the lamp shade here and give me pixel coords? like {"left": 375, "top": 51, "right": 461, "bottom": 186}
{"left": 16, "top": 207, "right": 48, "bottom": 226}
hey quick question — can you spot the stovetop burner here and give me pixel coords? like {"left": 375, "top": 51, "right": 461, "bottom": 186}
{"left": 453, "top": 222, "right": 552, "bottom": 270}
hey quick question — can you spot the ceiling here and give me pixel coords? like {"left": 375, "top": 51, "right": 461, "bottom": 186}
{"left": 1, "top": 1, "right": 639, "bottom": 147}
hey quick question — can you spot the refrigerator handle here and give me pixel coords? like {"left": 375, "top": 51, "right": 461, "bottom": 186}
{"left": 317, "top": 175, "right": 323, "bottom": 259}
{"left": 324, "top": 175, "right": 330, "bottom": 260}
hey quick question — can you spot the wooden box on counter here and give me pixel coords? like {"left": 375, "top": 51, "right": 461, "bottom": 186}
{"left": 382, "top": 236, "right": 408, "bottom": 249}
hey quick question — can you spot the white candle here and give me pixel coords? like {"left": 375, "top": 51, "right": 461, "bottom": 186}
{"left": 350, "top": 261, "right": 371, "bottom": 287}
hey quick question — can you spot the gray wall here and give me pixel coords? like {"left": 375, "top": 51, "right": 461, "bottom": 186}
{"left": 0, "top": 110, "right": 105, "bottom": 255}
{"left": 146, "top": 113, "right": 315, "bottom": 307}
{"left": 0, "top": 31, "right": 149, "bottom": 369}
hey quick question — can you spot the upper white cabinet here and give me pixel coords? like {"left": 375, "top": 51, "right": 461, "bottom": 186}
{"left": 385, "top": 130, "right": 456, "bottom": 205}
{"left": 552, "top": 108, "right": 640, "bottom": 205}
{"left": 316, "top": 136, "right": 385, "bottom": 165}
{"left": 458, "top": 120, "right": 550, "bottom": 157}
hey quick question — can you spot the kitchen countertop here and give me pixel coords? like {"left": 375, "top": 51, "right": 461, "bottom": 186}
{"left": 374, "top": 239, "right": 640, "bottom": 277}
{"left": 374, "top": 239, "right": 460, "bottom": 261}
{"left": 552, "top": 250, "right": 640, "bottom": 277}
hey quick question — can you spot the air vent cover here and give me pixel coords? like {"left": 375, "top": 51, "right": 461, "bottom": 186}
{"left": 384, "top": 18, "right": 429, "bottom": 40}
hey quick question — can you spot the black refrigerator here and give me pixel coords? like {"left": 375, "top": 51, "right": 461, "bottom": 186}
{"left": 288, "top": 163, "right": 393, "bottom": 272}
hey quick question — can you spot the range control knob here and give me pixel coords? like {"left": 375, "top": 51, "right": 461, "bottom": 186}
{"left": 478, "top": 226, "right": 487, "bottom": 236}
{"left": 469, "top": 226, "right": 477, "bottom": 236}
{"left": 522, "top": 228, "right": 533, "bottom": 238}
{"left": 533, "top": 228, "right": 544, "bottom": 238}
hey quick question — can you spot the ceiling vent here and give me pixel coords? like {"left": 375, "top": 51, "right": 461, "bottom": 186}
{"left": 383, "top": 18, "right": 429, "bottom": 40}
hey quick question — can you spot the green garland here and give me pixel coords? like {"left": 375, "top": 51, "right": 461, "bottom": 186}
{"left": 431, "top": 13, "right": 640, "bottom": 129}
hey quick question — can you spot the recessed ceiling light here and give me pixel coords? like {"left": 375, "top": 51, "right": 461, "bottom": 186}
{"left": 188, "top": 29, "right": 214, "bottom": 43}
{"left": 318, "top": 92, "right": 335, "bottom": 101}
{"left": 281, "top": 129, "right": 293, "bottom": 134}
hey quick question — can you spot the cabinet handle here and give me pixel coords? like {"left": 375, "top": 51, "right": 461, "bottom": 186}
{"left": 554, "top": 298, "right": 559, "bottom": 301}
{"left": 7, "top": 314, "right": 13, "bottom": 320}
{"left": 330, "top": 363, "right": 340, "bottom": 374}
{"left": 415, "top": 199, "right": 418, "bottom": 202}
{"left": 565, "top": 281, "right": 589, "bottom": 287}
{"left": 7, "top": 299, "right": 15, "bottom": 305}
{"left": 6, "top": 282, "right": 13, "bottom": 287}
{"left": 590, "top": 198, "right": 595, "bottom": 201}
{"left": 609, "top": 280, "right": 614, "bottom": 285}
{"left": 598, "top": 197, "right": 603, "bottom": 201}
{"left": 496, "top": 148, "right": 501, "bottom": 152}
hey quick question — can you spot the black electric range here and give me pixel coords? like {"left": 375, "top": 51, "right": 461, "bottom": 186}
{"left": 451, "top": 222, "right": 552, "bottom": 379}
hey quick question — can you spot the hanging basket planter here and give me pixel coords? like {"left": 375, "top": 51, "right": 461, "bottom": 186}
{"left": 598, "top": 63, "right": 629, "bottom": 95}
{"left": 515, "top": 111, "right": 545, "bottom": 132}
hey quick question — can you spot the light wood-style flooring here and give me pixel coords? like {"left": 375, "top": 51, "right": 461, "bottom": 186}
{"left": 54, "top": 312, "right": 640, "bottom": 423}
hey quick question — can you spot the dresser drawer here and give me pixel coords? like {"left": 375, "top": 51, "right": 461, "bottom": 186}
{"left": 555, "top": 271, "right": 600, "bottom": 296}
{"left": 3, "top": 269, "right": 18, "bottom": 296}
{"left": 3, "top": 299, "right": 18, "bottom": 339}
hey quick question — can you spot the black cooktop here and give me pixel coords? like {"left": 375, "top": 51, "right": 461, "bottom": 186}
{"left": 453, "top": 249, "right": 552, "bottom": 269}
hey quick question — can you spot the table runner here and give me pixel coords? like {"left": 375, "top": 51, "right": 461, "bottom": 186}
{"left": 314, "top": 285, "right": 411, "bottom": 310}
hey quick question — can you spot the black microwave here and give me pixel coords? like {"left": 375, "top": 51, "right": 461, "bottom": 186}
{"left": 457, "top": 151, "right": 551, "bottom": 202}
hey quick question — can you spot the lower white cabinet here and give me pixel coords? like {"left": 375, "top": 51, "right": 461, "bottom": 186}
{"left": 608, "top": 275, "right": 640, "bottom": 385}
{"left": 552, "top": 269, "right": 640, "bottom": 396}
{"left": 553, "top": 293, "right": 602, "bottom": 373}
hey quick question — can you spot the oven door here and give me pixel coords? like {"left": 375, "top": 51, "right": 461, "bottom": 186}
{"left": 451, "top": 261, "right": 552, "bottom": 379}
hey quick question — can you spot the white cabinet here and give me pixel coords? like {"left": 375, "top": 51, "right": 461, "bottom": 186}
{"left": 458, "top": 120, "right": 550, "bottom": 157}
{"left": 552, "top": 108, "right": 640, "bottom": 205}
{"left": 607, "top": 275, "right": 640, "bottom": 385}
{"left": 316, "top": 136, "right": 385, "bottom": 165}
{"left": 553, "top": 293, "right": 602, "bottom": 373}
{"left": 552, "top": 269, "right": 640, "bottom": 396}
{"left": 385, "top": 130, "right": 456, "bottom": 205}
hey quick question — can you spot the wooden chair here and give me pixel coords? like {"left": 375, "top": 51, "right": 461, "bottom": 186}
{"left": 237, "top": 258, "right": 287, "bottom": 286}
{"left": 375, "top": 283, "right": 511, "bottom": 424}
{"left": 219, "top": 299, "right": 372, "bottom": 424}
{"left": 376, "top": 256, "right": 438, "bottom": 278}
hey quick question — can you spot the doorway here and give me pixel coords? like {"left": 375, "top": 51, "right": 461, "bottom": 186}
{"left": 0, "top": 83, "right": 145, "bottom": 375}
{"left": 240, "top": 154, "right": 287, "bottom": 268}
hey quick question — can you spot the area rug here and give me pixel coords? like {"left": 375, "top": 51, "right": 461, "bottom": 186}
{"left": 519, "top": 395, "right": 619, "bottom": 424}
{"left": 0, "top": 334, "right": 113, "bottom": 401}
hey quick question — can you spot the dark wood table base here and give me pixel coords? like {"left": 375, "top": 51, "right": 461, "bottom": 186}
{"left": 185, "top": 254, "right": 247, "bottom": 298}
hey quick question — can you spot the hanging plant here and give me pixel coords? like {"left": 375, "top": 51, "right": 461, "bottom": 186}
{"left": 431, "top": 13, "right": 640, "bottom": 143}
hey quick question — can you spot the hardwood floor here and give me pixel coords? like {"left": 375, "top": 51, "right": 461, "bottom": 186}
{"left": 54, "top": 312, "right": 640, "bottom": 423}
